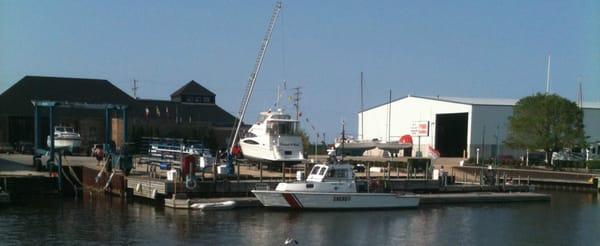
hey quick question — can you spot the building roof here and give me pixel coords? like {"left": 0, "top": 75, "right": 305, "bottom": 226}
{"left": 362, "top": 94, "right": 600, "bottom": 112}
{"left": 0, "top": 75, "right": 135, "bottom": 116}
{"left": 132, "top": 99, "right": 237, "bottom": 127}
{"left": 417, "top": 96, "right": 518, "bottom": 106}
{"left": 170, "top": 80, "right": 216, "bottom": 97}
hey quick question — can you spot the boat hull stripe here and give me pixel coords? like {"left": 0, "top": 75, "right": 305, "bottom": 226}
{"left": 291, "top": 193, "right": 303, "bottom": 207}
{"left": 282, "top": 193, "right": 301, "bottom": 208}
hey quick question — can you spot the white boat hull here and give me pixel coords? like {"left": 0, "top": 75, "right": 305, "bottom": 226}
{"left": 252, "top": 190, "right": 419, "bottom": 209}
{"left": 46, "top": 138, "right": 82, "bottom": 150}
{"left": 240, "top": 140, "right": 304, "bottom": 163}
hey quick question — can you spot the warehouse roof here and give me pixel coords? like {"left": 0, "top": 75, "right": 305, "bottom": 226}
{"left": 362, "top": 95, "right": 600, "bottom": 112}
{"left": 0, "top": 75, "right": 135, "bottom": 116}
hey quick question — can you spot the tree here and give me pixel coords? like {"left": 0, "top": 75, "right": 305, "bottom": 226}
{"left": 297, "top": 128, "right": 311, "bottom": 154}
{"left": 505, "top": 93, "right": 586, "bottom": 164}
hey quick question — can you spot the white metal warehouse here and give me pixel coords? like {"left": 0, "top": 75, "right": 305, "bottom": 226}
{"left": 358, "top": 95, "right": 600, "bottom": 159}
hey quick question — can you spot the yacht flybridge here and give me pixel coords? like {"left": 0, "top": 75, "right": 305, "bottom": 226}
{"left": 239, "top": 109, "right": 304, "bottom": 163}
{"left": 252, "top": 163, "right": 419, "bottom": 209}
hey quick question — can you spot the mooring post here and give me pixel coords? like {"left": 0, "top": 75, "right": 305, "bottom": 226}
{"left": 304, "top": 162, "right": 308, "bottom": 180}
{"left": 34, "top": 105, "right": 39, "bottom": 153}
{"left": 57, "top": 152, "right": 62, "bottom": 192}
{"left": 406, "top": 162, "right": 410, "bottom": 180}
{"left": 212, "top": 161, "right": 217, "bottom": 183}
{"left": 122, "top": 107, "right": 128, "bottom": 143}
{"left": 387, "top": 162, "right": 391, "bottom": 180}
{"left": 259, "top": 162, "right": 263, "bottom": 183}
{"left": 367, "top": 162, "right": 371, "bottom": 192}
{"left": 236, "top": 158, "right": 240, "bottom": 184}
{"left": 49, "top": 105, "right": 55, "bottom": 164}
{"left": 104, "top": 107, "right": 110, "bottom": 153}
{"left": 282, "top": 163, "right": 286, "bottom": 182}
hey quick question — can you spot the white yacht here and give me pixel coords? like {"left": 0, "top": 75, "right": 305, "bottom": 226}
{"left": 239, "top": 109, "right": 304, "bottom": 163}
{"left": 252, "top": 163, "right": 420, "bottom": 209}
{"left": 46, "top": 126, "right": 81, "bottom": 151}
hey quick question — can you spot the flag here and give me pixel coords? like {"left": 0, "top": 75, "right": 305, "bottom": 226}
{"left": 428, "top": 146, "right": 440, "bottom": 159}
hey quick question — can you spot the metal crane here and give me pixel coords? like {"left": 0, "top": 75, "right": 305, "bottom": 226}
{"left": 228, "top": 0, "right": 283, "bottom": 153}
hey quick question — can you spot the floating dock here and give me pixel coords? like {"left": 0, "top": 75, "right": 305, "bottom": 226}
{"left": 164, "top": 192, "right": 551, "bottom": 209}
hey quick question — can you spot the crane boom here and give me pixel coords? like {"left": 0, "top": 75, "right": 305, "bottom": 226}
{"left": 228, "top": 0, "right": 282, "bottom": 152}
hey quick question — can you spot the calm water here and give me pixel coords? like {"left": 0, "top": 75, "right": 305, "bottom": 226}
{"left": 1, "top": 191, "right": 599, "bottom": 245}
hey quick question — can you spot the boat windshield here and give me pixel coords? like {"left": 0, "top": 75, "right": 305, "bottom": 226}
{"left": 310, "top": 166, "right": 321, "bottom": 175}
{"left": 327, "top": 168, "right": 349, "bottom": 179}
{"left": 56, "top": 127, "right": 65, "bottom": 132}
{"left": 257, "top": 114, "right": 268, "bottom": 123}
{"left": 267, "top": 121, "right": 297, "bottom": 136}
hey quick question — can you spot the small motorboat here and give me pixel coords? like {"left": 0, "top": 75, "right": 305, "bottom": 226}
{"left": 46, "top": 126, "right": 82, "bottom": 152}
{"left": 252, "top": 163, "right": 420, "bottom": 209}
{"left": 190, "top": 200, "right": 236, "bottom": 210}
{"left": 334, "top": 137, "right": 377, "bottom": 156}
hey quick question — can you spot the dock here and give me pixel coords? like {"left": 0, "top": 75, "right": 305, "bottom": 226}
{"left": 0, "top": 153, "right": 591, "bottom": 208}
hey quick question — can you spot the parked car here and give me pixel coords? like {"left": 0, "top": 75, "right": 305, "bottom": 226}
{"left": 0, "top": 142, "right": 15, "bottom": 154}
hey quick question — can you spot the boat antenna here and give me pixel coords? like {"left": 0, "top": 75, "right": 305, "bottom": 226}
{"left": 341, "top": 120, "right": 345, "bottom": 162}
{"left": 275, "top": 84, "right": 281, "bottom": 108}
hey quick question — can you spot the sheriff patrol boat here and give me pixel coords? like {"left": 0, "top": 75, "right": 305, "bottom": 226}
{"left": 252, "top": 163, "right": 419, "bottom": 209}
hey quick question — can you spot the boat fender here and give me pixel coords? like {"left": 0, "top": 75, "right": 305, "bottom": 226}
{"left": 185, "top": 178, "right": 197, "bottom": 190}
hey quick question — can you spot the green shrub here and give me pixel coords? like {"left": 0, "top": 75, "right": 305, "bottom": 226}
{"left": 554, "top": 160, "right": 586, "bottom": 169}
{"left": 587, "top": 160, "right": 600, "bottom": 170}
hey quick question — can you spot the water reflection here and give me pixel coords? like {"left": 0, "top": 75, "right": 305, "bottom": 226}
{"left": 0, "top": 191, "right": 598, "bottom": 245}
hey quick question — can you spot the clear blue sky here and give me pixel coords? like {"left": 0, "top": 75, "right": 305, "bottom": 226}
{"left": 1, "top": 0, "right": 599, "bottom": 142}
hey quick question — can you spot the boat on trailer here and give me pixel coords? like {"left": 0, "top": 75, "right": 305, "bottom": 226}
{"left": 46, "top": 126, "right": 82, "bottom": 152}
{"left": 252, "top": 163, "right": 419, "bottom": 209}
{"left": 239, "top": 109, "right": 304, "bottom": 163}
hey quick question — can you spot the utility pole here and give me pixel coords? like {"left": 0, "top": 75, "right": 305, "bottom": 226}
{"left": 360, "top": 72, "right": 364, "bottom": 141}
{"left": 545, "top": 55, "right": 551, "bottom": 94}
{"left": 292, "top": 86, "right": 302, "bottom": 121}
{"left": 577, "top": 75, "right": 583, "bottom": 108}
{"left": 132, "top": 79, "right": 139, "bottom": 99}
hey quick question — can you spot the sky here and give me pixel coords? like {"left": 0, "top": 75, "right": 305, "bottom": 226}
{"left": 1, "top": 0, "right": 599, "bottom": 143}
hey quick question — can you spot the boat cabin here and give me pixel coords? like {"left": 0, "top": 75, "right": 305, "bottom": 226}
{"left": 55, "top": 126, "right": 76, "bottom": 133}
{"left": 307, "top": 164, "right": 354, "bottom": 182}
{"left": 253, "top": 109, "right": 299, "bottom": 137}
